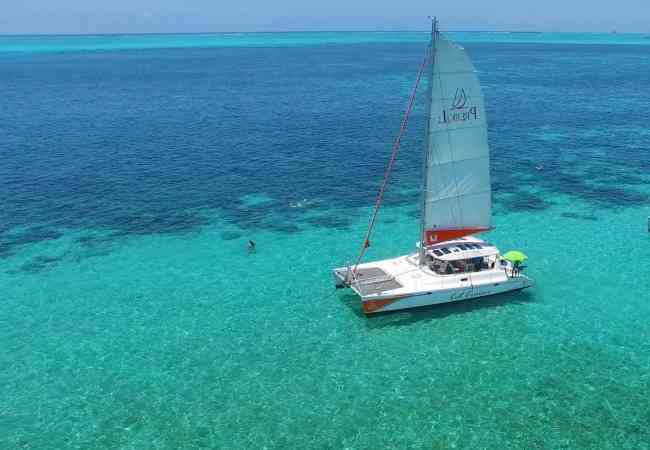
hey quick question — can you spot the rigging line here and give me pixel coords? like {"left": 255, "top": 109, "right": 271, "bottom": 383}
{"left": 351, "top": 48, "right": 431, "bottom": 274}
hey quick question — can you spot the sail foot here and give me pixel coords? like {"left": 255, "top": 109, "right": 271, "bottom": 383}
{"left": 424, "top": 227, "right": 491, "bottom": 245}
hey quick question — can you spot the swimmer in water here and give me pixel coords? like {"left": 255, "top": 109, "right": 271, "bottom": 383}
{"left": 247, "top": 240, "right": 256, "bottom": 253}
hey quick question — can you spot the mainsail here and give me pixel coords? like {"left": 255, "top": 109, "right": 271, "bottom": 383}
{"left": 421, "top": 30, "right": 492, "bottom": 247}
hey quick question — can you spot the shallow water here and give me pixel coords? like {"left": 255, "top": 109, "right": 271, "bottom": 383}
{"left": 1, "top": 33, "right": 650, "bottom": 449}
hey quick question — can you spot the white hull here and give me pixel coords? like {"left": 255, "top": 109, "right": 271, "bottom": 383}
{"left": 333, "top": 239, "right": 533, "bottom": 315}
{"left": 369, "top": 276, "right": 528, "bottom": 314}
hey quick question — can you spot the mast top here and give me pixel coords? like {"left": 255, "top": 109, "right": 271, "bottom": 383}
{"left": 430, "top": 16, "right": 439, "bottom": 40}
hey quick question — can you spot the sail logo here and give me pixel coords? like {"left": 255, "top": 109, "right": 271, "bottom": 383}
{"left": 451, "top": 88, "right": 468, "bottom": 110}
{"left": 438, "top": 88, "right": 479, "bottom": 124}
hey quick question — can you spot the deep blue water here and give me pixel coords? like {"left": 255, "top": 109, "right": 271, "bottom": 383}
{"left": 3, "top": 42, "right": 649, "bottom": 256}
{"left": 2, "top": 34, "right": 650, "bottom": 449}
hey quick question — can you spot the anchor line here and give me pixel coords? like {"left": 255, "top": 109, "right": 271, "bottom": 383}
{"left": 351, "top": 48, "right": 430, "bottom": 275}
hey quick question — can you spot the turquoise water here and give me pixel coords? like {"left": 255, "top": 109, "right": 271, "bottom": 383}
{"left": 1, "top": 31, "right": 650, "bottom": 54}
{"left": 2, "top": 33, "right": 650, "bottom": 449}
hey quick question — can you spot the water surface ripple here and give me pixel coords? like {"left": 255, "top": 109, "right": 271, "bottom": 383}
{"left": 1, "top": 34, "right": 650, "bottom": 449}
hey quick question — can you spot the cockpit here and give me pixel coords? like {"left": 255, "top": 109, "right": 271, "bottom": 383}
{"left": 422, "top": 240, "right": 500, "bottom": 275}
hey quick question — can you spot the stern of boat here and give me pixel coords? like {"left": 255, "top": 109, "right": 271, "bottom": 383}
{"left": 517, "top": 273, "right": 535, "bottom": 290}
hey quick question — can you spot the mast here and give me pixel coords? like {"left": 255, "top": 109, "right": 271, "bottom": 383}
{"left": 418, "top": 17, "right": 438, "bottom": 266}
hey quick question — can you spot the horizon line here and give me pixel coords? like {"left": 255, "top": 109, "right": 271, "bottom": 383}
{"left": 0, "top": 29, "right": 647, "bottom": 38}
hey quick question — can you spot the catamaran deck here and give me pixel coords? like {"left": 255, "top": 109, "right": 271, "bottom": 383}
{"left": 333, "top": 267, "right": 403, "bottom": 296}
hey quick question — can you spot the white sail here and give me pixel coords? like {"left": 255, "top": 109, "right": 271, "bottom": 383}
{"left": 422, "top": 35, "right": 491, "bottom": 244}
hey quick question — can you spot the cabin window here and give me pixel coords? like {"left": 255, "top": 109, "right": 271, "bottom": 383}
{"left": 433, "top": 250, "right": 443, "bottom": 256}
{"left": 458, "top": 244, "right": 467, "bottom": 250}
{"left": 429, "top": 256, "right": 495, "bottom": 275}
{"left": 441, "top": 248, "right": 451, "bottom": 254}
{"left": 428, "top": 255, "right": 497, "bottom": 276}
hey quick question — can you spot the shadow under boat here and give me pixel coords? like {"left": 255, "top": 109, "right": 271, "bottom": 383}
{"left": 337, "top": 288, "right": 534, "bottom": 328}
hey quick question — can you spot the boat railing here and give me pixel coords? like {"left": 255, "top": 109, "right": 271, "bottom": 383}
{"left": 506, "top": 266, "right": 525, "bottom": 278}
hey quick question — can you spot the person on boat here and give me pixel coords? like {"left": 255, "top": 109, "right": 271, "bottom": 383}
{"left": 500, "top": 258, "right": 509, "bottom": 276}
{"left": 451, "top": 260, "right": 464, "bottom": 273}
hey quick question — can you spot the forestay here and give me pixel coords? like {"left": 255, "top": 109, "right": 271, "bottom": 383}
{"left": 422, "top": 35, "right": 492, "bottom": 245}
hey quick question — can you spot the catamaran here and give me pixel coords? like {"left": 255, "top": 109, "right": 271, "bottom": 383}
{"left": 333, "top": 19, "right": 533, "bottom": 315}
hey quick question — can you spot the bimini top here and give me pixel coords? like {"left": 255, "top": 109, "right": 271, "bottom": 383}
{"left": 425, "top": 237, "right": 498, "bottom": 261}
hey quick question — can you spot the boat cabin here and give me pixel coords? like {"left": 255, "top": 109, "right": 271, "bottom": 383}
{"left": 423, "top": 238, "right": 500, "bottom": 275}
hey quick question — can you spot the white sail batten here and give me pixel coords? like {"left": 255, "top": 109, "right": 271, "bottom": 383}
{"left": 423, "top": 36, "right": 491, "bottom": 244}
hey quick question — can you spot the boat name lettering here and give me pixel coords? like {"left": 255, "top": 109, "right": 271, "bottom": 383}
{"left": 450, "top": 290, "right": 472, "bottom": 300}
{"left": 449, "top": 289, "right": 493, "bottom": 301}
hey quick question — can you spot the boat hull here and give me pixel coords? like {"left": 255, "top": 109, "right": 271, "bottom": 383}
{"left": 358, "top": 276, "right": 532, "bottom": 314}
{"left": 332, "top": 244, "right": 534, "bottom": 315}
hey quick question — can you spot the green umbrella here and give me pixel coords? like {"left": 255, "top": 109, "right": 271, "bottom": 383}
{"left": 503, "top": 250, "right": 528, "bottom": 264}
